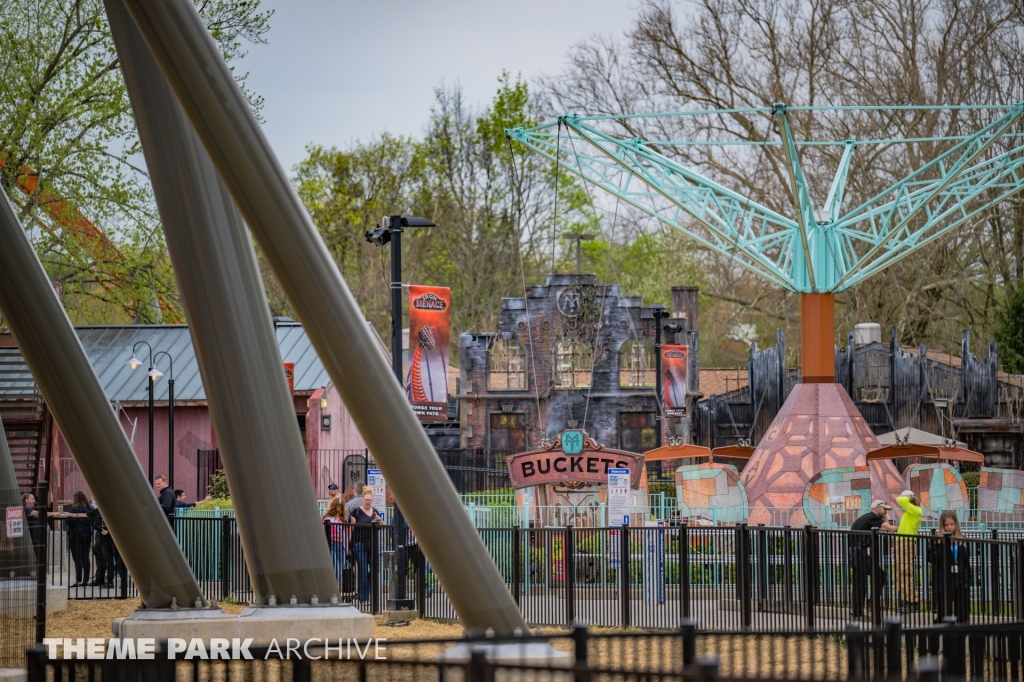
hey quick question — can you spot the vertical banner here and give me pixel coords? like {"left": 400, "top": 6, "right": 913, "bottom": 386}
{"left": 608, "top": 468, "right": 631, "bottom": 527}
{"left": 282, "top": 362, "right": 295, "bottom": 394}
{"left": 407, "top": 285, "right": 451, "bottom": 422}
{"left": 662, "top": 345, "right": 689, "bottom": 417}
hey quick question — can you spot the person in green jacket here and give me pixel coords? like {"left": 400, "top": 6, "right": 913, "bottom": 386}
{"left": 895, "top": 489, "right": 923, "bottom": 613}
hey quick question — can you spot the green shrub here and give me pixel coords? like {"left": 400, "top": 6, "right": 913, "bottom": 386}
{"left": 194, "top": 497, "right": 234, "bottom": 511}
{"left": 207, "top": 469, "right": 231, "bottom": 500}
{"left": 961, "top": 471, "right": 980, "bottom": 489}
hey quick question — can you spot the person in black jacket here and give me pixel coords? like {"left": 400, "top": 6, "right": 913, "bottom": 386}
{"left": 64, "top": 491, "right": 93, "bottom": 587}
{"left": 155, "top": 475, "right": 175, "bottom": 523}
{"left": 849, "top": 500, "right": 898, "bottom": 617}
{"left": 927, "top": 510, "right": 972, "bottom": 623}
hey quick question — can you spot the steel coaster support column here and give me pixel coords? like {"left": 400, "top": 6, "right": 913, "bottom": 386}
{"left": 116, "top": 0, "right": 528, "bottom": 633}
{"left": 0, "top": 194, "right": 204, "bottom": 609}
{"left": 801, "top": 293, "right": 835, "bottom": 383}
{"left": 105, "top": 0, "right": 337, "bottom": 604}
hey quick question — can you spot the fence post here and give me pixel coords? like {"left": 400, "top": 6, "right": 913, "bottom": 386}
{"left": 803, "top": 525, "right": 816, "bottom": 630}
{"left": 512, "top": 526, "right": 521, "bottom": 605}
{"left": 34, "top": 480, "right": 48, "bottom": 643}
{"left": 414, "top": 541, "right": 426, "bottom": 616}
{"left": 566, "top": 526, "right": 576, "bottom": 626}
{"left": 220, "top": 515, "right": 231, "bottom": 601}
{"left": 915, "top": 656, "right": 940, "bottom": 682}
{"left": 989, "top": 529, "right": 1001, "bottom": 617}
{"left": 736, "top": 523, "right": 751, "bottom": 629}
{"left": 847, "top": 622, "right": 864, "bottom": 680}
{"left": 943, "top": 616, "right": 965, "bottom": 677}
{"left": 571, "top": 622, "right": 590, "bottom": 682}
{"left": 885, "top": 617, "right": 902, "bottom": 682}
{"left": 292, "top": 653, "right": 312, "bottom": 682}
{"left": 1017, "top": 539, "right": 1024, "bottom": 622}
{"left": 870, "top": 529, "right": 882, "bottom": 627}
{"left": 680, "top": 618, "right": 696, "bottom": 666}
{"left": 620, "top": 525, "right": 630, "bottom": 628}
{"left": 370, "top": 525, "right": 381, "bottom": 614}
{"left": 940, "top": 533, "right": 951, "bottom": 622}
{"left": 468, "top": 649, "right": 488, "bottom": 682}
{"left": 756, "top": 524, "right": 768, "bottom": 606}
{"left": 680, "top": 523, "right": 690, "bottom": 620}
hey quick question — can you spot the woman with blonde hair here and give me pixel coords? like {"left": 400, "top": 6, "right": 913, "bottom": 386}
{"left": 322, "top": 497, "right": 346, "bottom": 584}
{"left": 927, "top": 510, "right": 972, "bottom": 622}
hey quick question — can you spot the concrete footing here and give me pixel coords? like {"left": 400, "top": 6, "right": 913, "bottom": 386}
{"left": 0, "top": 582, "right": 66, "bottom": 614}
{"left": 115, "top": 604, "right": 374, "bottom": 645}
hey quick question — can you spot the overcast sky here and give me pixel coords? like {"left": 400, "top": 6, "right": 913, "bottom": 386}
{"left": 242, "top": 0, "right": 641, "bottom": 174}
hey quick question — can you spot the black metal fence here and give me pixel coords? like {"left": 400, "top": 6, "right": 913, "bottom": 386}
{"left": 26, "top": 620, "right": 1024, "bottom": 682}
{"left": 420, "top": 525, "right": 1024, "bottom": 631}
{"left": 44, "top": 517, "right": 1024, "bottom": 634}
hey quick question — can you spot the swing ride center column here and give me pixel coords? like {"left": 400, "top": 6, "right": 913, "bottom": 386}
{"left": 801, "top": 293, "right": 835, "bottom": 383}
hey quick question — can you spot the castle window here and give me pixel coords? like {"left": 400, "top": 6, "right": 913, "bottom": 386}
{"left": 488, "top": 337, "right": 528, "bottom": 391}
{"left": 552, "top": 339, "right": 593, "bottom": 388}
{"left": 619, "top": 336, "right": 655, "bottom": 388}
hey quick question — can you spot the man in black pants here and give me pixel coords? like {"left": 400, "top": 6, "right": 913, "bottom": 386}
{"left": 850, "top": 500, "right": 897, "bottom": 617}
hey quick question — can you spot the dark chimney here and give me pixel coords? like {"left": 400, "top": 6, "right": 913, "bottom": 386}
{"left": 671, "top": 286, "right": 699, "bottom": 333}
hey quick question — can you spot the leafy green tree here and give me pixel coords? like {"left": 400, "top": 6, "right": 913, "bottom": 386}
{"left": 291, "top": 133, "right": 426, "bottom": 332}
{"left": 0, "top": 0, "right": 271, "bottom": 324}
{"left": 995, "top": 283, "right": 1024, "bottom": 374}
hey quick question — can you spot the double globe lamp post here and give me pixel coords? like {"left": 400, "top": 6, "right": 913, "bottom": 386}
{"left": 126, "top": 342, "right": 175, "bottom": 488}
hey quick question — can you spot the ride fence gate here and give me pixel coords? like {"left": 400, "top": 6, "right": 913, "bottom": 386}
{"left": 0, "top": 481, "right": 48, "bottom": 668}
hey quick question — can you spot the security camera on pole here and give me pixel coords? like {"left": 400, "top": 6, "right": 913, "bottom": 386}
{"left": 365, "top": 214, "right": 435, "bottom": 612}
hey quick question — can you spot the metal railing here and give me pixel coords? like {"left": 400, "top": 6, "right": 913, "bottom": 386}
{"left": 419, "top": 525, "right": 1024, "bottom": 630}
{"left": 47, "top": 516, "right": 1024, "bottom": 634}
{"left": 26, "top": 621, "right": 1024, "bottom": 682}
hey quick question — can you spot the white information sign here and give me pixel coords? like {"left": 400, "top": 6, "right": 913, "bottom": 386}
{"left": 367, "top": 469, "right": 386, "bottom": 511}
{"left": 608, "top": 468, "right": 631, "bottom": 528}
{"left": 6, "top": 507, "right": 23, "bottom": 539}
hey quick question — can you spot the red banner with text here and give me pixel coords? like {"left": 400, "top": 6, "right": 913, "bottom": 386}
{"left": 407, "top": 285, "right": 451, "bottom": 421}
{"left": 662, "top": 344, "right": 688, "bottom": 418}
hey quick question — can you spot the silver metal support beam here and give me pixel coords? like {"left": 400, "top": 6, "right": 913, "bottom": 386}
{"left": 105, "top": 0, "right": 338, "bottom": 605}
{"left": 120, "top": 0, "right": 528, "bottom": 632}
{"left": 0, "top": 195, "right": 204, "bottom": 609}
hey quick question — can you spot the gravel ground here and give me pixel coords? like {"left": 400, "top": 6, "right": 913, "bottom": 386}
{"left": 44, "top": 601, "right": 845, "bottom": 676}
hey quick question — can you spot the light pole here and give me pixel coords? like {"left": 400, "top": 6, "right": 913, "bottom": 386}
{"left": 126, "top": 341, "right": 156, "bottom": 485}
{"left": 365, "top": 214, "right": 435, "bottom": 611}
{"left": 153, "top": 351, "right": 174, "bottom": 490}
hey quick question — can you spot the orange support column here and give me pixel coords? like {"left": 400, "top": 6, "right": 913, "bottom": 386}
{"left": 801, "top": 293, "right": 835, "bottom": 383}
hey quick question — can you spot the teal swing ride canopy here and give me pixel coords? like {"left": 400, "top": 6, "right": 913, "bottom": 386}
{"left": 506, "top": 103, "right": 1024, "bottom": 294}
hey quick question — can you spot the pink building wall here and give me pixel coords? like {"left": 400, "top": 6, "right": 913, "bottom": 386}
{"left": 304, "top": 384, "right": 370, "bottom": 498}
{"left": 54, "top": 386, "right": 369, "bottom": 503}
{"left": 55, "top": 405, "right": 217, "bottom": 503}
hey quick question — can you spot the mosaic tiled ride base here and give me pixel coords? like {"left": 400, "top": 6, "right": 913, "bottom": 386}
{"left": 905, "top": 463, "right": 968, "bottom": 512}
{"left": 977, "top": 468, "right": 1024, "bottom": 522}
{"left": 741, "top": 383, "right": 905, "bottom": 522}
{"left": 675, "top": 463, "right": 748, "bottom": 524}
{"left": 803, "top": 466, "right": 873, "bottom": 527}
